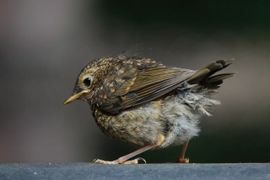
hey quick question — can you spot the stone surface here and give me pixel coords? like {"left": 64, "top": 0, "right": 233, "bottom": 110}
{"left": 0, "top": 163, "right": 270, "bottom": 180}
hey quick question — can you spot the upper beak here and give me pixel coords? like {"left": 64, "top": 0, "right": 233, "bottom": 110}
{"left": 64, "top": 90, "right": 90, "bottom": 105}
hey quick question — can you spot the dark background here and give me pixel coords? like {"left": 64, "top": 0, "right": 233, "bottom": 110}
{"left": 1, "top": 0, "right": 270, "bottom": 163}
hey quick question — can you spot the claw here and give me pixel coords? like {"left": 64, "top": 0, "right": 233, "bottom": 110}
{"left": 137, "top": 157, "right": 147, "bottom": 164}
{"left": 122, "top": 157, "right": 147, "bottom": 164}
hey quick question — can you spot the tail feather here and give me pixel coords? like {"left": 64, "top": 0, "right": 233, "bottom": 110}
{"left": 187, "top": 60, "right": 233, "bottom": 89}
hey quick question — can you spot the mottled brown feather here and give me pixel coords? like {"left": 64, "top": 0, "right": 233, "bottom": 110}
{"left": 96, "top": 63, "right": 193, "bottom": 114}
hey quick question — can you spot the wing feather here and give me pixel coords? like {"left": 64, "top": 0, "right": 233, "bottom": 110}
{"left": 95, "top": 62, "right": 193, "bottom": 114}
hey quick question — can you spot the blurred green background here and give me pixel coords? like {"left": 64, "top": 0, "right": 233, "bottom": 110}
{"left": 1, "top": 0, "right": 270, "bottom": 163}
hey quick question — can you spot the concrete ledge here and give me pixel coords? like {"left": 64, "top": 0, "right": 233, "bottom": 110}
{"left": 0, "top": 163, "right": 269, "bottom": 180}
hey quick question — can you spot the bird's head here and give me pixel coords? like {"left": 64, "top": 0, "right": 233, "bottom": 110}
{"left": 64, "top": 58, "right": 112, "bottom": 105}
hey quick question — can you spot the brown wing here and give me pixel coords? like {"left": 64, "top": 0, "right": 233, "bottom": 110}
{"left": 93, "top": 60, "right": 194, "bottom": 114}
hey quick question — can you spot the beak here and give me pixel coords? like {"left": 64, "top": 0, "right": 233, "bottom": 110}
{"left": 64, "top": 90, "right": 90, "bottom": 105}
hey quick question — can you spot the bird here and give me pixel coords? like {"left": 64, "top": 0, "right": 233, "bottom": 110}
{"left": 64, "top": 56, "right": 233, "bottom": 164}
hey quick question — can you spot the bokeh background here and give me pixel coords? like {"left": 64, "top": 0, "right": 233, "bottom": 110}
{"left": 1, "top": 0, "right": 270, "bottom": 163}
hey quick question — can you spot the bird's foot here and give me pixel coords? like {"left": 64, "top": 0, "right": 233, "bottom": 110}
{"left": 178, "top": 158, "right": 189, "bottom": 163}
{"left": 93, "top": 159, "right": 118, "bottom": 165}
{"left": 93, "top": 157, "right": 146, "bottom": 164}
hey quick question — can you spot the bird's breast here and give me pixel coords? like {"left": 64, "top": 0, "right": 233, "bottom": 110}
{"left": 92, "top": 100, "right": 166, "bottom": 146}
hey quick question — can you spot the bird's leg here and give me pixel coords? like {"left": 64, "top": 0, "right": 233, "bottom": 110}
{"left": 94, "top": 145, "right": 155, "bottom": 164}
{"left": 177, "top": 141, "right": 190, "bottom": 163}
{"left": 94, "top": 134, "right": 165, "bottom": 164}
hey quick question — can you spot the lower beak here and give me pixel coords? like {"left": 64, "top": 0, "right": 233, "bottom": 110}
{"left": 64, "top": 90, "right": 90, "bottom": 105}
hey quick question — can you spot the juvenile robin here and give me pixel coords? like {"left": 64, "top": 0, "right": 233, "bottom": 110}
{"left": 64, "top": 56, "right": 233, "bottom": 164}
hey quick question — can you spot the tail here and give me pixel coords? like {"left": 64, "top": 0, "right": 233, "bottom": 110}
{"left": 187, "top": 60, "right": 234, "bottom": 89}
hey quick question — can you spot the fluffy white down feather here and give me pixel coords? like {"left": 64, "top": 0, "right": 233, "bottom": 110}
{"left": 140, "top": 90, "right": 221, "bottom": 147}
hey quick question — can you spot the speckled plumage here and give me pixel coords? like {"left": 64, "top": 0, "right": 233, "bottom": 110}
{"left": 65, "top": 56, "right": 233, "bottom": 163}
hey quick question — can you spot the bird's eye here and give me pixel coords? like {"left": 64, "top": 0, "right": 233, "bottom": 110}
{"left": 83, "top": 77, "right": 92, "bottom": 87}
